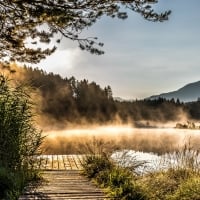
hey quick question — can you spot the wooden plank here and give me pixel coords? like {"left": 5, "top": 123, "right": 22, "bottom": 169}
{"left": 19, "top": 156, "right": 108, "bottom": 200}
{"left": 34, "top": 155, "right": 85, "bottom": 171}
{"left": 19, "top": 171, "right": 108, "bottom": 199}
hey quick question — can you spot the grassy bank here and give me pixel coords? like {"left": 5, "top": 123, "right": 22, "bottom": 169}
{"left": 82, "top": 146, "right": 200, "bottom": 200}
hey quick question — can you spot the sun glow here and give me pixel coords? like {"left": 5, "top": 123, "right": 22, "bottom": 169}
{"left": 42, "top": 125, "right": 200, "bottom": 155}
{"left": 44, "top": 125, "right": 200, "bottom": 139}
{"left": 39, "top": 49, "right": 75, "bottom": 71}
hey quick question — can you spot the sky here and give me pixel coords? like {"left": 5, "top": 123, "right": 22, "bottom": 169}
{"left": 32, "top": 0, "right": 200, "bottom": 100}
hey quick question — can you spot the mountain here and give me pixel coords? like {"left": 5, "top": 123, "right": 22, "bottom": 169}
{"left": 148, "top": 81, "right": 200, "bottom": 102}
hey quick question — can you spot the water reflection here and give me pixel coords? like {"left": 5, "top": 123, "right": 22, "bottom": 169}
{"left": 43, "top": 126, "right": 200, "bottom": 155}
{"left": 111, "top": 149, "right": 200, "bottom": 174}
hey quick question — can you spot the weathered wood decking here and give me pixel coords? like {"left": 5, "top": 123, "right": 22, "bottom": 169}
{"left": 19, "top": 155, "right": 108, "bottom": 200}
{"left": 33, "top": 155, "right": 84, "bottom": 170}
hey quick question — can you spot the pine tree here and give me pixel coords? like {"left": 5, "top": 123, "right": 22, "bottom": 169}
{"left": 0, "top": 0, "right": 171, "bottom": 63}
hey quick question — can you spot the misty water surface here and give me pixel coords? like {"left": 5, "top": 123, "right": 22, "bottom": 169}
{"left": 43, "top": 126, "right": 200, "bottom": 155}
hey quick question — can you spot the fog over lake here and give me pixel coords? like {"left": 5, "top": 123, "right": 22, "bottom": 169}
{"left": 42, "top": 125, "right": 200, "bottom": 155}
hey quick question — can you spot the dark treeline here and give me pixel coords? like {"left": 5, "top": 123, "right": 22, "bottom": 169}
{"left": 2, "top": 64, "right": 200, "bottom": 127}
{"left": 23, "top": 66, "right": 117, "bottom": 125}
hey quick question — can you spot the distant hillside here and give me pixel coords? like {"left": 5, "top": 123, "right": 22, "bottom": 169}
{"left": 148, "top": 81, "right": 200, "bottom": 102}
{"left": 2, "top": 63, "right": 200, "bottom": 127}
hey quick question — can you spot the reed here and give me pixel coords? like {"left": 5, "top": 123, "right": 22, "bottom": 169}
{"left": 0, "top": 75, "right": 43, "bottom": 199}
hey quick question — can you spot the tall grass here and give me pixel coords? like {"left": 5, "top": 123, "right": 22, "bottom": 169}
{"left": 137, "top": 143, "right": 200, "bottom": 200}
{"left": 81, "top": 138, "right": 148, "bottom": 200}
{"left": 0, "top": 75, "right": 43, "bottom": 199}
{"left": 82, "top": 139, "right": 200, "bottom": 200}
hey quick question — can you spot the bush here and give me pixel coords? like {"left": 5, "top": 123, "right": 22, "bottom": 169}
{"left": 0, "top": 75, "right": 43, "bottom": 199}
{"left": 0, "top": 75, "right": 43, "bottom": 170}
{"left": 82, "top": 154, "right": 147, "bottom": 200}
{"left": 107, "top": 167, "right": 147, "bottom": 200}
{"left": 82, "top": 154, "right": 113, "bottom": 178}
{"left": 0, "top": 167, "right": 14, "bottom": 198}
{"left": 0, "top": 167, "right": 33, "bottom": 199}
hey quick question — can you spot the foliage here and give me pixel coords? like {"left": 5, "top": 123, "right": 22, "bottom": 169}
{"left": 8, "top": 66, "right": 184, "bottom": 125}
{"left": 82, "top": 142, "right": 200, "bottom": 200}
{"left": 82, "top": 153, "right": 147, "bottom": 200}
{"left": 105, "top": 167, "right": 146, "bottom": 200}
{"left": 168, "top": 177, "right": 200, "bottom": 200}
{"left": 0, "top": 0, "right": 170, "bottom": 63}
{"left": 141, "top": 171, "right": 180, "bottom": 200}
{"left": 138, "top": 144, "right": 200, "bottom": 200}
{"left": 4, "top": 64, "right": 200, "bottom": 130}
{"left": 0, "top": 75, "right": 43, "bottom": 170}
{"left": 0, "top": 74, "right": 43, "bottom": 199}
{"left": 0, "top": 167, "right": 14, "bottom": 199}
{"left": 16, "top": 65, "right": 117, "bottom": 126}
{"left": 0, "top": 166, "right": 40, "bottom": 199}
{"left": 82, "top": 154, "right": 113, "bottom": 178}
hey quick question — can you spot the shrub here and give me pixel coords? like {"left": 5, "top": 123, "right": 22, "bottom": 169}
{"left": 82, "top": 154, "right": 148, "bottom": 200}
{"left": 0, "top": 75, "right": 43, "bottom": 170}
{"left": 82, "top": 154, "right": 113, "bottom": 178}
{"left": 0, "top": 167, "right": 33, "bottom": 199}
{"left": 0, "top": 167, "right": 14, "bottom": 198}
{"left": 0, "top": 75, "right": 43, "bottom": 198}
{"left": 107, "top": 167, "right": 147, "bottom": 200}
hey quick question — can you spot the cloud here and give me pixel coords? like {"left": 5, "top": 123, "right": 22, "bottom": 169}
{"left": 35, "top": 48, "right": 85, "bottom": 76}
{"left": 30, "top": 0, "right": 200, "bottom": 99}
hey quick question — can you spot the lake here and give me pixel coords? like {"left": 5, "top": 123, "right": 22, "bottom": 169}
{"left": 43, "top": 125, "right": 200, "bottom": 155}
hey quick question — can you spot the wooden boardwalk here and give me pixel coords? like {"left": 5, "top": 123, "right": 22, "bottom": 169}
{"left": 19, "top": 155, "right": 108, "bottom": 200}
{"left": 33, "top": 155, "right": 84, "bottom": 170}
